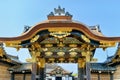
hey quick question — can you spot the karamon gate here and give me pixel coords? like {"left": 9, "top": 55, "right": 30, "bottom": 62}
{"left": 0, "top": 6, "right": 120, "bottom": 80}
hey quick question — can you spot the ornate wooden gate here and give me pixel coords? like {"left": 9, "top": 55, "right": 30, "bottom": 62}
{"left": 0, "top": 6, "right": 118, "bottom": 80}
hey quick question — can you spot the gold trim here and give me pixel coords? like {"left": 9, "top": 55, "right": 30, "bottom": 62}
{"left": 57, "top": 51, "right": 65, "bottom": 56}
{"left": 5, "top": 42, "right": 22, "bottom": 51}
{"left": 50, "top": 31, "right": 71, "bottom": 38}
{"left": 49, "top": 58, "right": 55, "bottom": 63}
{"left": 81, "top": 35, "right": 90, "bottom": 43}
{"left": 69, "top": 52, "right": 77, "bottom": 57}
{"left": 45, "top": 51, "right": 53, "bottom": 56}
{"left": 30, "top": 35, "right": 40, "bottom": 43}
{"left": 81, "top": 51, "right": 91, "bottom": 62}
{"left": 59, "top": 58, "right": 65, "bottom": 63}
{"left": 100, "top": 41, "right": 116, "bottom": 47}
{"left": 49, "top": 28, "right": 72, "bottom": 38}
{"left": 45, "top": 44, "right": 53, "bottom": 47}
{"left": 69, "top": 58, "right": 74, "bottom": 62}
{"left": 38, "top": 58, "right": 45, "bottom": 68}
{"left": 48, "top": 28, "right": 72, "bottom": 32}
{"left": 69, "top": 44, "right": 77, "bottom": 47}
{"left": 78, "top": 58, "right": 86, "bottom": 68}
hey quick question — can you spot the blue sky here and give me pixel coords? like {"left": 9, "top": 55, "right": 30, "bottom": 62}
{"left": 0, "top": 0, "right": 120, "bottom": 73}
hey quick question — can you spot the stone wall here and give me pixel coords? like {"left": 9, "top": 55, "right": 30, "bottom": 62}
{"left": 0, "top": 63, "right": 11, "bottom": 80}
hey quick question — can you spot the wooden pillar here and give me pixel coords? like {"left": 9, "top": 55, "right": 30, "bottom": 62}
{"left": 78, "top": 58, "right": 85, "bottom": 80}
{"left": 98, "top": 73, "right": 100, "bottom": 80}
{"left": 39, "top": 68, "right": 45, "bottom": 80}
{"left": 110, "top": 71, "right": 114, "bottom": 80}
{"left": 31, "top": 63, "right": 37, "bottom": 80}
{"left": 38, "top": 58, "right": 46, "bottom": 80}
{"left": 78, "top": 67, "right": 85, "bottom": 80}
{"left": 72, "top": 76, "right": 74, "bottom": 80}
{"left": 98, "top": 71, "right": 101, "bottom": 80}
{"left": 81, "top": 51, "right": 91, "bottom": 80}
{"left": 10, "top": 72, "right": 15, "bottom": 80}
{"left": 22, "top": 71, "right": 26, "bottom": 80}
{"left": 86, "top": 62, "right": 91, "bottom": 80}
{"left": 110, "top": 73, "right": 113, "bottom": 80}
{"left": 23, "top": 74, "right": 26, "bottom": 80}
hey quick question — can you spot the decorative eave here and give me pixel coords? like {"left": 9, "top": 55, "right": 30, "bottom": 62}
{"left": 0, "top": 6, "right": 118, "bottom": 49}
{"left": 0, "top": 43, "right": 21, "bottom": 65}
{"left": 90, "top": 63, "right": 116, "bottom": 73}
{"left": 8, "top": 63, "right": 32, "bottom": 73}
{"left": 0, "top": 6, "right": 120, "bottom": 43}
{"left": 0, "top": 22, "right": 119, "bottom": 42}
{"left": 106, "top": 43, "right": 120, "bottom": 65}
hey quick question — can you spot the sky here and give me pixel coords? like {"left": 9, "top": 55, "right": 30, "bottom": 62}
{"left": 0, "top": 0, "right": 120, "bottom": 73}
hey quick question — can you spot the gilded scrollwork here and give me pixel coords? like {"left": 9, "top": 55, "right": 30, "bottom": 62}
{"left": 30, "top": 35, "right": 40, "bottom": 43}
{"left": 78, "top": 58, "right": 86, "bottom": 68}
{"left": 81, "top": 35, "right": 90, "bottom": 43}
{"left": 50, "top": 31, "right": 71, "bottom": 39}
{"left": 27, "top": 42, "right": 41, "bottom": 62}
